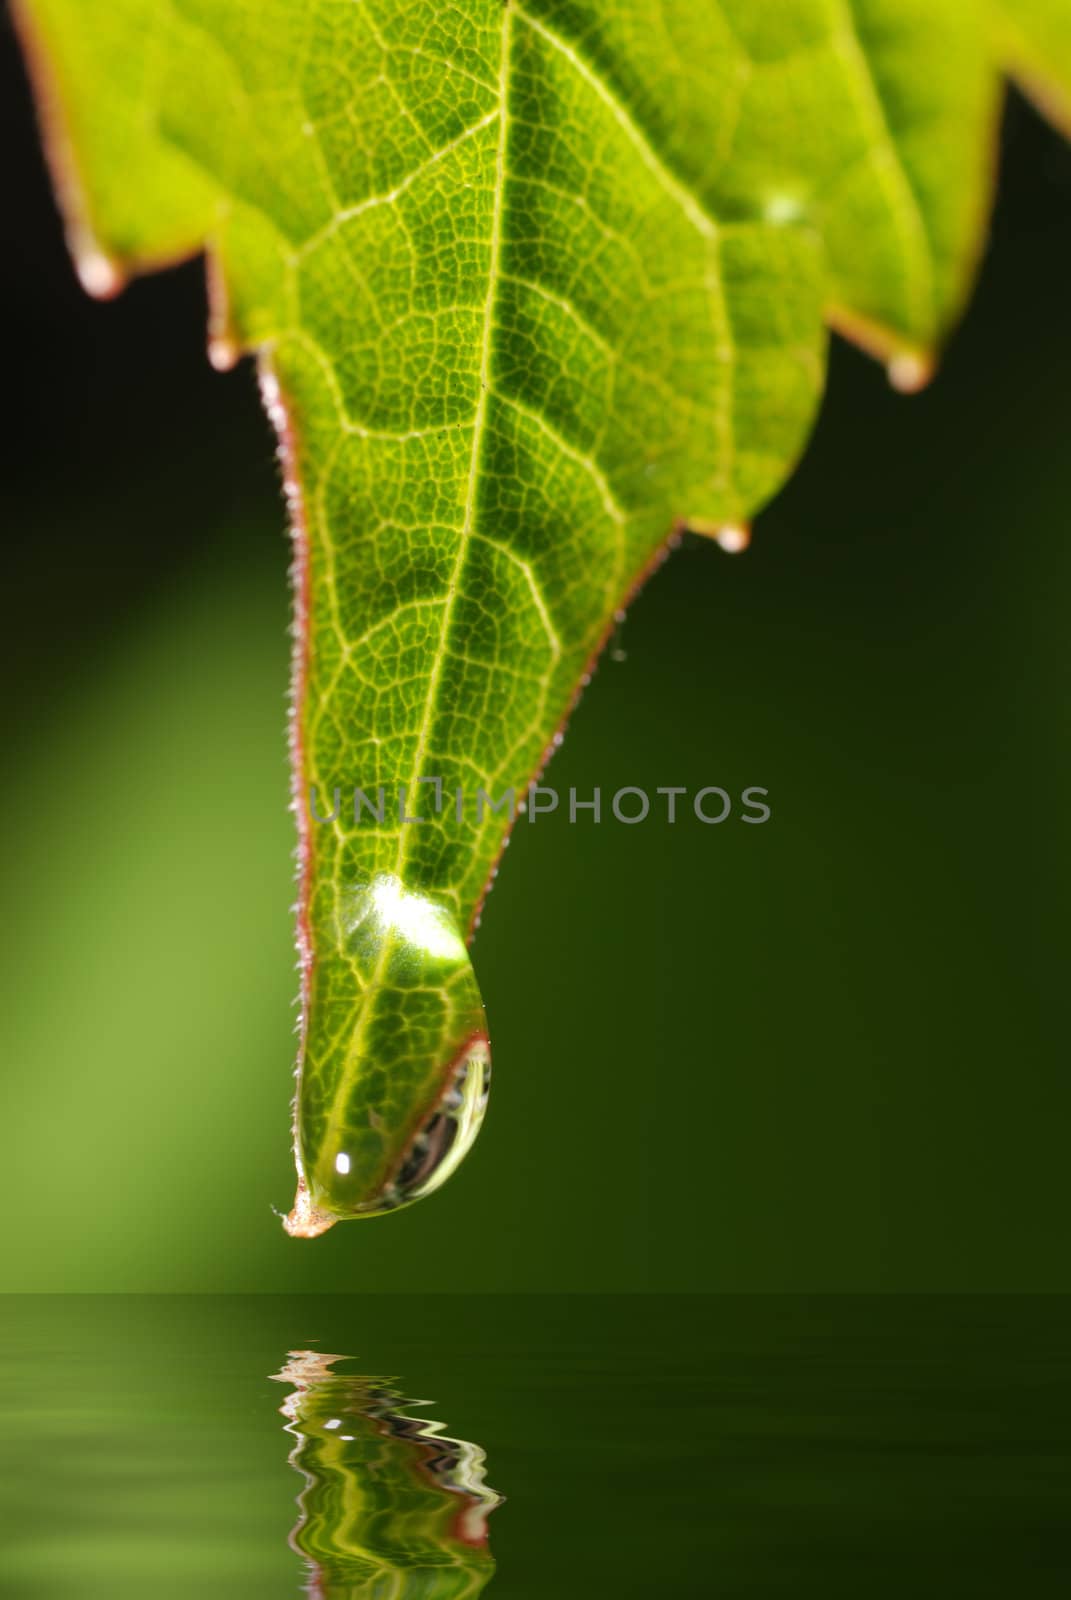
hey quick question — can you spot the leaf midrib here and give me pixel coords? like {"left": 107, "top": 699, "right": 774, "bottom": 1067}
{"left": 317, "top": 1, "right": 514, "bottom": 1161}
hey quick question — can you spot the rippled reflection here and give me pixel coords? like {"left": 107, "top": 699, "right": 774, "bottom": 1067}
{"left": 273, "top": 1351, "right": 501, "bottom": 1599}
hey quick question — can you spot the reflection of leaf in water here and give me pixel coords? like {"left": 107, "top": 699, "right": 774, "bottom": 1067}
{"left": 273, "top": 1351, "right": 501, "bottom": 1600}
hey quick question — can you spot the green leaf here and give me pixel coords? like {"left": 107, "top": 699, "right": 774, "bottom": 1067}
{"left": 16, "top": 0, "right": 1070, "bottom": 1231}
{"left": 995, "top": 0, "right": 1071, "bottom": 133}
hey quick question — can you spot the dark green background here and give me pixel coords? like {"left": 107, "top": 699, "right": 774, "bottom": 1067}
{"left": 3, "top": 19, "right": 1068, "bottom": 1292}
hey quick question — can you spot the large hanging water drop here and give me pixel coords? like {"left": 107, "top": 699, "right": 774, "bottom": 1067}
{"left": 285, "top": 874, "right": 490, "bottom": 1236}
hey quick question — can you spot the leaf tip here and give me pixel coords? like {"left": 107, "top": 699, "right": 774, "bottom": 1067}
{"left": 208, "top": 334, "right": 241, "bottom": 372}
{"left": 283, "top": 1178, "right": 337, "bottom": 1240}
{"left": 887, "top": 350, "right": 935, "bottom": 395}
{"left": 75, "top": 247, "right": 124, "bottom": 300}
{"left": 686, "top": 519, "right": 752, "bottom": 554}
{"left": 826, "top": 305, "right": 937, "bottom": 394}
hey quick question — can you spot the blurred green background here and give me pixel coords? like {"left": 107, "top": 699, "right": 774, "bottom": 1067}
{"left": 2, "top": 19, "right": 1069, "bottom": 1292}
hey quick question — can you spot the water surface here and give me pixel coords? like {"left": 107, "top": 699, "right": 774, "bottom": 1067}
{"left": 2, "top": 1297, "right": 1068, "bottom": 1597}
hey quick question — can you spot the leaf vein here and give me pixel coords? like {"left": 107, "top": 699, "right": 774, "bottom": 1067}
{"left": 514, "top": 4, "right": 718, "bottom": 241}
{"left": 492, "top": 387, "right": 628, "bottom": 529}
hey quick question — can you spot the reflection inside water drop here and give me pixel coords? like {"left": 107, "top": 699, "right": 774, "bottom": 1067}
{"left": 273, "top": 1350, "right": 501, "bottom": 1598}
{"left": 287, "top": 872, "right": 492, "bottom": 1234}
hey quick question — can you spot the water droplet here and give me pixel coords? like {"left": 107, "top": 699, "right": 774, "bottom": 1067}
{"left": 716, "top": 524, "right": 750, "bottom": 554}
{"left": 887, "top": 351, "right": 933, "bottom": 394}
{"left": 763, "top": 192, "right": 805, "bottom": 225}
{"left": 285, "top": 875, "right": 491, "bottom": 1232}
{"left": 77, "top": 249, "right": 122, "bottom": 300}
{"left": 208, "top": 335, "right": 240, "bottom": 372}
